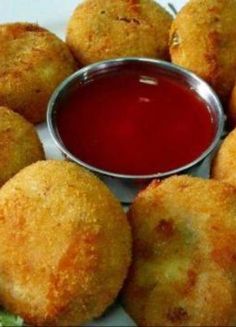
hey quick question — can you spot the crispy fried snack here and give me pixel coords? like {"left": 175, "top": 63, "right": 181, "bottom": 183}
{"left": 66, "top": 0, "right": 173, "bottom": 65}
{"left": 169, "top": 0, "right": 236, "bottom": 100}
{"left": 229, "top": 83, "right": 236, "bottom": 127}
{"left": 0, "top": 106, "right": 44, "bottom": 186}
{"left": 211, "top": 128, "right": 236, "bottom": 185}
{"left": 123, "top": 176, "right": 236, "bottom": 326}
{"left": 0, "top": 160, "right": 131, "bottom": 326}
{"left": 0, "top": 23, "right": 77, "bottom": 124}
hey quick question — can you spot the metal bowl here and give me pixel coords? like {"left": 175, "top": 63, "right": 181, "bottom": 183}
{"left": 47, "top": 57, "right": 224, "bottom": 203}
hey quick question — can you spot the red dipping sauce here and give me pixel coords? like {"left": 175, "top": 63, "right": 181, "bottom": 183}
{"left": 56, "top": 66, "right": 215, "bottom": 175}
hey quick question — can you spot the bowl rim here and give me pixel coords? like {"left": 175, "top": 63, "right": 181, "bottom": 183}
{"left": 47, "top": 57, "right": 224, "bottom": 180}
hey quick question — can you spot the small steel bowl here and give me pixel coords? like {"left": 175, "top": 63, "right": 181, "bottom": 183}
{"left": 47, "top": 57, "right": 224, "bottom": 204}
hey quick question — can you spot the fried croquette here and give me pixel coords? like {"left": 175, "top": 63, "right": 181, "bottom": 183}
{"left": 169, "top": 0, "right": 236, "bottom": 100}
{"left": 229, "top": 83, "right": 236, "bottom": 127}
{"left": 122, "top": 175, "right": 236, "bottom": 326}
{"left": 66, "top": 0, "right": 173, "bottom": 66}
{"left": 0, "top": 23, "right": 77, "bottom": 124}
{"left": 0, "top": 106, "right": 44, "bottom": 187}
{"left": 211, "top": 128, "right": 236, "bottom": 186}
{"left": 0, "top": 160, "right": 131, "bottom": 326}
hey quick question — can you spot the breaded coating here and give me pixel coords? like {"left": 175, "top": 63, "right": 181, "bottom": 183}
{"left": 0, "top": 23, "right": 77, "bottom": 124}
{"left": 0, "top": 106, "right": 44, "bottom": 186}
{"left": 211, "top": 128, "right": 236, "bottom": 185}
{"left": 229, "top": 83, "right": 236, "bottom": 127}
{"left": 0, "top": 160, "right": 131, "bottom": 326}
{"left": 123, "top": 175, "right": 236, "bottom": 326}
{"left": 66, "top": 0, "right": 173, "bottom": 65}
{"left": 169, "top": 0, "right": 236, "bottom": 100}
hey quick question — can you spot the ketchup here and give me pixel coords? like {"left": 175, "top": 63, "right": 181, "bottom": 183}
{"left": 56, "top": 66, "right": 215, "bottom": 175}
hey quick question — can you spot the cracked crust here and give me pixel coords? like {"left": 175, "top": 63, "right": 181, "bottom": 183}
{"left": 123, "top": 175, "right": 236, "bottom": 326}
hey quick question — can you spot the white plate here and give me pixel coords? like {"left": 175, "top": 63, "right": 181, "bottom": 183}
{"left": 0, "top": 1, "right": 187, "bottom": 326}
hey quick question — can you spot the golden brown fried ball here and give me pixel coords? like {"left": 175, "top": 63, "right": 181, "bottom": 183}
{"left": 123, "top": 175, "right": 236, "bottom": 326}
{"left": 66, "top": 0, "right": 173, "bottom": 65}
{"left": 169, "top": 0, "right": 236, "bottom": 100}
{"left": 228, "top": 82, "right": 236, "bottom": 126}
{"left": 0, "top": 106, "right": 44, "bottom": 187}
{"left": 211, "top": 128, "right": 236, "bottom": 185}
{"left": 0, "top": 160, "right": 131, "bottom": 326}
{"left": 0, "top": 23, "right": 77, "bottom": 124}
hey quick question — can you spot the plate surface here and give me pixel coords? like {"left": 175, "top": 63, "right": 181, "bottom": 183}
{"left": 0, "top": 1, "right": 187, "bottom": 326}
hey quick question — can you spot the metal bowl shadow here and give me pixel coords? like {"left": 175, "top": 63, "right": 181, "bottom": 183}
{"left": 47, "top": 57, "right": 224, "bottom": 204}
